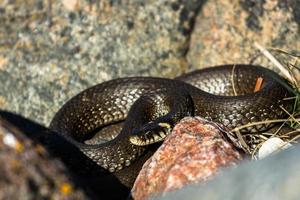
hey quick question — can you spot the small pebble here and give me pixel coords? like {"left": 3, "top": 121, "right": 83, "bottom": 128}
{"left": 258, "top": 137, "right": 292, "bottom": 160}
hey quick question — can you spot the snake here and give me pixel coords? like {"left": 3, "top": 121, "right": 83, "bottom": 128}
{"left": 49, "top": 64, "right": 295, "bottom": 186}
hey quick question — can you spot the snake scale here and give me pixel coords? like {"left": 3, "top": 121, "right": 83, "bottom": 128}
{"left": 50, "top": 64, "right": 295, "bottom": 186}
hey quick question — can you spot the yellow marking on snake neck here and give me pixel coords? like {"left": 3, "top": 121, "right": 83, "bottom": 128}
{"left": 158, "top": 122, "right": 171, "bottom": 129}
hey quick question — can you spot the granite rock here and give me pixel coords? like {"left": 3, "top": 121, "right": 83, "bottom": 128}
{"left": 131, "top": 117, "right": 243, "bottom": 200}
{"left": 0, "top": 0, "right": 205, "bottom": 125}
{"left": 156, "top": 144, "right": 300, "bottom": 200}
{"left": 0, "top": 117, "right": 87, "bottom": 200}
{"left": 187, "top": 0, "right": 300, "bottom": 80}
{"left": 1, "top": 109, "right": 143, "bottom": 199}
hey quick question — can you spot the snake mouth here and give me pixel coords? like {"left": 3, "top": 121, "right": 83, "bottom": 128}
{"left": 129, "top": 132, "right": 166, "bottom": 146}
{"left": 129, "top": 122, "right": 172, "bottom": 146}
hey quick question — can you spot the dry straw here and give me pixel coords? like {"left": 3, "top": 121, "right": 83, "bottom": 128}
{"left": 231, "top": 43, "right": 300, "bottom": 158}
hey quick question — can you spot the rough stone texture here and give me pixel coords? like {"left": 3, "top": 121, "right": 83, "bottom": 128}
{"left": 0, "top": 117, "right": 87, "bottom": 200}
{"left": 131, "top": 117, "right": 243, "bottom": 200}
{"left": 187, "top": 0, "right": 300, "bottom": 81}
{"left": 0, "top": 1, "right": 299, "bottom": 199}
{"left": 0, "top": 0, "right": 205, "bottom": 125}
{"left": 0, "top": 110, "right": 135, "bottom": 200}
{"left": 155, "top": 144, "right": 300, "bottom": 200}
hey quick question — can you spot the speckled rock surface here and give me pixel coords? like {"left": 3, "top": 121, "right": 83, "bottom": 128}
{"left": 0, "top": 0, "right": 205, "bottom": 125}
{"left": 131, "top": 117, "right": 243, "bottom": 200}
{"left": 0, "top": 110, "right": 136, "bottom": 200}
{"left": 187, "top": 0, "right": 300, "bottom": 74}
{"left": 156, "top": 144, "right": 300, "bottom": 200}
{"left": 0, "top": 117, "right": 87, "bottom": 200}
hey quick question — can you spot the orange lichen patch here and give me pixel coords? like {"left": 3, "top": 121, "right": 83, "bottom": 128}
{"left": 254, "top": 77, "right": 264, "bottom": 92}
{"left": 0, "top": 96, "right": 6, "bottom": 107}
{"left": 35, "top": 144, "right": 46, "bottom": 155}
{"left": 60, "top": 182, "right": 73, "bottom": 195}
{"left": 15, "top": 141, "right": 25, "bottom": 153}
{"left": 0, "top": 56, "right": 8, "bottom": 70}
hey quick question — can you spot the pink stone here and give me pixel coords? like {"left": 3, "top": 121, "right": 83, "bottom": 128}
{"left": 131, "top": 117, "right": 243, "bottom": 200}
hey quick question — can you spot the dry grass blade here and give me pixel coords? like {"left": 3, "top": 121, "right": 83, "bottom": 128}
{"left": 286, "top": 130, "right": 300, "bottom": 143}
{"left": 231, "top": 64, "right": 237, "bottom": 96}
{"left": 235, "top": 130, "right": 251, "bottom": 153}
{"left": 269, "top": 48, "right": 300, "bottom": 58}
{"left": 289, "top": 62, "right": 300, "bottom": 71}
{"left": 280, "top": 105, "right": 300, "bottom": 127}
{"left": 254, "top": 42, "right": 298, "bottom": 87}
{"left": 231, "top": 118, "right": 300, "bottom": 133}
{"left": 235, "top": 44, "right": 300, "bottom": 155}
{"left": 224, "top": 44, "right": 300, "bottom": 157}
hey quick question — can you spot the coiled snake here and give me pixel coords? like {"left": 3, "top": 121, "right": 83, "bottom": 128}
{"left": 49, "top": 64, "right": 295, "bottom": 185}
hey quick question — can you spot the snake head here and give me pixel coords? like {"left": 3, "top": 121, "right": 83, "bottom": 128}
{"left": 129, "top": 122, "right": 172, "bottom": 146}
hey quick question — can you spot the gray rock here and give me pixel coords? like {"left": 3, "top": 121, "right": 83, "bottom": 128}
{"left": 156, "top": 145, "right": 300, "bottom": 200}
{"left": 0, "top": 110, "right": 133, "bottom": 200}
{"left": 187, "top": 0, "right": 300, "bottom": 79}
{"left": 0, "top": 117, "right": 88, "bottom": 200}
{"left": 0, "top": 0, "right": 205, "bottom": 125}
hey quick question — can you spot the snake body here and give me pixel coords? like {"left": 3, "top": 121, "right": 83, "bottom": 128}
{"left": 50, "top": 64, "right": 294, "bottom": 185}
